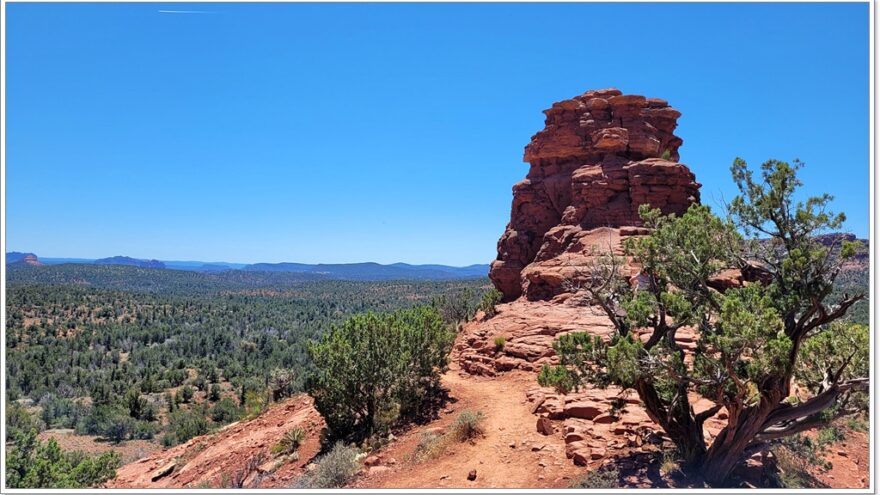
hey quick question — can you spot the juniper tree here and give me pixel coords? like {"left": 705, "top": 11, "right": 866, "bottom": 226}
{"left": 540, "top": 158, "right": 867, "bottom": 484}
{"left": 307, "top": 305, "right": 454, "bottom": 442}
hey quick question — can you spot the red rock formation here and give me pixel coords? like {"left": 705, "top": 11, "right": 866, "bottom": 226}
{"left": 22, "top": 254, "right": 42, "bottom": 266}
{"left": 489, "top": 89, "right": 700, "bottom": 301}
{"left": 108, "top": 395, "right": 325, "bottom": 488}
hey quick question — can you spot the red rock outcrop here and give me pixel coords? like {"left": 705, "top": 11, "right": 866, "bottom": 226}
{"left": 22, "top": 254, "right": 42, "bottom": 266}
{"left": 489, "top": 89, "right": 700, "bottom": 301}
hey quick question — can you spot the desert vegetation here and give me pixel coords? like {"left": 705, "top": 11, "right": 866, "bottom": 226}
{"left": 306, "top": 305, "right": 455, "bottom": 443}
{"left": 4, "top": 276, "right": 488, "bottom": 488}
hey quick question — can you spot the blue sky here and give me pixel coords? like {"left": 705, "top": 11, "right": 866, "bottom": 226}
{"left": 6, "top": 2, "right": 869, "bottom": 265}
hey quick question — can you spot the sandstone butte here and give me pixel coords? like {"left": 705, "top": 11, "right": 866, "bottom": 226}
{"left": 489, "top": 87, "right": 699, "bottom": 302}
{"left": 107, "top": 89, "right": 868, "bottom": 489}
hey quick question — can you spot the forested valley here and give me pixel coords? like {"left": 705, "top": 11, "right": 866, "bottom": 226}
{"left": 4, "top": 266, "right": 491, "bottom": 488}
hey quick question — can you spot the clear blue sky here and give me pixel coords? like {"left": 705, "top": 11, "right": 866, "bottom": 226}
{"left": 6, "top": 2, "right": 869, "bottom": 265}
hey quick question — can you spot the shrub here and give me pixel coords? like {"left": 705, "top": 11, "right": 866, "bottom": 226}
{"left": 433, "top": 288, "right": 478, "bottom": 324}
{"left": 307, "top": 306, "right": 454, "bottom": 441}
{"left": 770, "top": 435, "right": 829, "bottom": 488}
{"left": 658, "top": 449, "right": 681, "bottom": 474}
{"left": 5, "top": 434, "right": 122, "bottom": 488}
{"left": 242, "top": 389, "right": 269, "bottom": 420}
{"left": 846, "top": 417, "right": 868, "bottom": 433}
{"left": 210, "top": 397, "right": 241, "bottom": 424}
{"left": 493, "top": 336, "right": 506, "bottom": 352}
{"left": 221, "top": 452, "right": 267, "bottom": 488}
{"left": 208, "top": 384, "right": 221, "bottom": 402}
{"left": 38, "top": 394, "right": 89, "bottom": 429}
{"left": 298, "top": 442, "right": 361, "bottom": 488}
{"left": 450, "top": 410, "right": 486, "bottom": 442}
{"left": 272, "top": 427, "right": 306, "bottom": 457}
{"left": 537, "top": 364, "right": 577, "bottom": 394}
{"left": 164, "top": 408, "right": 211, "bottom": 446}
{"left": 816, "top": 426, "right": 845, "bottom": 449}
{"left": 76, "top": 406, "right": 133, "bottom": 444}
{"left": 412, "top": 431, "right": 445, "bottom": 461}
{"left": 478, "top": 289, "right": 503, "bottom": 318}
{"left": 179, "top": 385, "right": 194, "bottom": 404}
{"left": 131, "top": 420, "right": 157, "bottom": 440}
{"left": 124, "top": 389, "right": 149, "bottom": 420}
{"left": 570, "top": 466, "right": 620, "bottom": 489}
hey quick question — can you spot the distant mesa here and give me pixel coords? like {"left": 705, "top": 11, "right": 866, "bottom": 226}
{"left": 6, "top": 252, "right": 42, "bottom": 266}
{"left": 490, "top": 88, "right": 700, "bottom": 301}
{"left": 94, "top": 256, "right": 166, "bottom": 269}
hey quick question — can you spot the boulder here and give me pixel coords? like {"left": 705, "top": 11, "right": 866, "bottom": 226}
{"left": 536, "top": 417, "right": 555, "bottom": 436}
{"left": 563, "top": 401, "right": 604, "bottom": 420}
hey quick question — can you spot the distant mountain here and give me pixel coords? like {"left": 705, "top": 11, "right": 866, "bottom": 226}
{"left": 94, "top": 256, "right": 166, "bottom": 269}
{"left": 6, "top": 252, "right": 42, "bottom": 266}
{"left": 242, "top": 262, "right": 489, "bottom": 280}
{"left": 6, "top": 252, "right": 37, "bottom": 264}
{"left": 40, "top": 257, "right": 102, "bottom": 265}
{"left": 162, "top": 261, "right": 248, "bottom": 272}
{"left": 7, "top": 252, "right": 489, "bottom": 279}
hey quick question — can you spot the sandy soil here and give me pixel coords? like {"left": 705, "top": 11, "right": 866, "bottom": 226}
{"left": 355, "top": 366, "right": 583, "bottom": 489}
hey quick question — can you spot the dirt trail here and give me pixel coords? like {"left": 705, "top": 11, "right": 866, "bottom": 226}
{"left": 355, "top": 365, "right": 582, "bottom": 489}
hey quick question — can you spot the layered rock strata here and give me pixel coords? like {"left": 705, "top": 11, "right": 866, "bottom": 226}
{"left": 489, "top": 88, "right": 701, "bottom": 301}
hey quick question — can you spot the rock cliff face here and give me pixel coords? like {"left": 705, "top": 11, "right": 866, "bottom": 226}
{"left": 489, "top": 89, "right": 701, "bottom": 301}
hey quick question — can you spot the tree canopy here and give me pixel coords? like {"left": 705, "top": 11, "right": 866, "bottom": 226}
{"left": 539, "top": 158, "right": 868, "bottom": 484}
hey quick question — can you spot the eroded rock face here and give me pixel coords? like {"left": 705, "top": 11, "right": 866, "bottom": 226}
{"left": 489, "top": 89, "right": 701, "bottom": 301}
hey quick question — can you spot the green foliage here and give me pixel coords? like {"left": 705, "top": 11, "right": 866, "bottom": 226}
{"left": 307, "top": 305, "right": 454, "bottom": 441}
{"left": 769, "top": 434, "right": 831, "bottom": 488}
{"left": 163, "top": 407, "right": 211, "bottom": 447}
{"left": 271, "top": 427, "right": 306, "bottom": 457}
{"left": 296, "top": 442, "right": 361, "bottom": 489}
{"left": 180, "top": 385, "right": 194, "bottom": 404}
{"left": 5, "top": 405, "right": 121, "bottom": 489}
{"left": 493, "top": 335, "right": 506, "bottom": 351}
{"left": 38, "top": 394, "right": 90, "bottom": 430}
{"left": 846, "top": 416, "right": 868, "bottom": 433}
{"left": 75, "top": 405, "right": 144, "bottom": 444}
{"left": 796, "top": 322, "right": 869, "bottom": 395}
{"left": 570, "top": 466, "right": 621, "bottom": 489}
{"left": 477, "top": 288, "right": 503, "bottom": 318}
{"left": 433, "top": 287, "right": 481, "bottom": 324}
{"left": 242, "top": 389, "right": 270, "bottom": 420}
{"left": 537, "top": 364, "right": 577, "bottom": 394}
{"left": 546, "top": 159, "right": 868, "bottom": 483}
{"left": 815, "top": 426, "right": 845, "bottom": 449}
{"left": 210, "top": 397, "right": 241, "bottom": 424}
{"left": 450, "top": 410, "right": 486, "bottom": 441}
{"left": 5, "top": 277, "right": 484, "bottom": 465}
{"left": 6, "top": 279, "right": 484, "bottom": 406}
{"left": 208, "top": 383, "right": 222, "bottom": 402}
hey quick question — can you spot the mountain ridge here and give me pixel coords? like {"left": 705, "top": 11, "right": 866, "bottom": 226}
{"left": 6, "top": 252, "right": 489, "bottom": 280}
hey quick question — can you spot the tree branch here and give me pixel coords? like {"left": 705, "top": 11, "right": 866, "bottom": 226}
{"left": 760, "top": 378, "right": 868, "bottom": 430}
